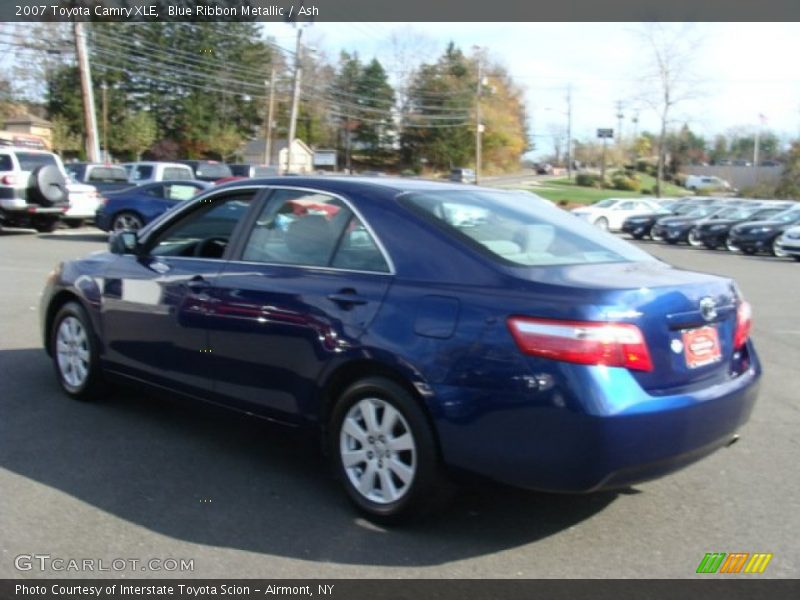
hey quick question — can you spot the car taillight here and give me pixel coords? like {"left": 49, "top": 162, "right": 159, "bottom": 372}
{"left": 734, "top": 301, "right": 752, "bottom": 350}
{"left": 1, "top": 174, "right": 17, "bottom": 185}
{"left": 507, "top": 316, "right": 654, "bottom": 372}
{"left": 100, "top": 196, "right": 109, "bottom": 206}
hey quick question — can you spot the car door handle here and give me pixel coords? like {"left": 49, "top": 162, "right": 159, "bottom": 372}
{"left": 186, "top": 276, "right": 210, "bottom": 291}
{"left": 327, "top": 291, "right": 367, "bottom": 306}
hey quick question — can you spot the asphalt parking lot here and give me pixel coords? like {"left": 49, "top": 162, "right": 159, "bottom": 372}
{"left": 0, "top": 227, "right": 798, "bottom": 579}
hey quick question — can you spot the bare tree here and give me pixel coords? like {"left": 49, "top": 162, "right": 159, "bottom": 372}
{"left": 636, "top": 24, "right": 702, "bottom": 196}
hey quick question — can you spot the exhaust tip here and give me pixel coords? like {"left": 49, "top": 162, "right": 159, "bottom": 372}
{"left": 726, "top": 434, "right": 740, "bottom": 448}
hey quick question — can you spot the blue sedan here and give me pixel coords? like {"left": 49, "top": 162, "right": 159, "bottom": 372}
{"left": 40, "top": 177, "right": 760, "bottom": 522}
{"left": 95, "top": 180, "right": 211, "bottom": 232}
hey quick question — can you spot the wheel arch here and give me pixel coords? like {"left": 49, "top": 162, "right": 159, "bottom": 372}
{"left": 317, "top": 358, "right": 443, "bottom": 458}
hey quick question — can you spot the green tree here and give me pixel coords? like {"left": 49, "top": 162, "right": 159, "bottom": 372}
{"left": 775, "top": 141, "right": 800, "bottom": 199}
{"left": 353, "top": 58, "right": 396, "bottom": 162}
{"left": 50, "top": 115, "right": 82, "bottom": 155}
{"left": 112, "top": 111, "right": 157, "bottom": 160}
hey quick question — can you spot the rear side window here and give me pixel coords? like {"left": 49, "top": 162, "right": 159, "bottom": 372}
{"left": 401, "top": 190, "right": 656, "bottom": 267}
{"left": 241, "top": 190, "right": 389, "bottom": 272}
{"left": 132, "top": 166, "right": 153, "bottom": 180}
{"left": 0, "top": 154, "right": 14, "bottom": 171}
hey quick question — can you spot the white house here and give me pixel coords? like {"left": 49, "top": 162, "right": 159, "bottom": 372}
{"left": 241, "top": 138, "right": 314, "bottom": 174}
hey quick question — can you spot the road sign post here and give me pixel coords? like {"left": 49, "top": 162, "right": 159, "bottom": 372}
{"left": 597, "top": 128, "right": 613, "bottom": 182}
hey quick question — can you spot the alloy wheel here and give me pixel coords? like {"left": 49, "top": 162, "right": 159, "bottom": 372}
{"left": 56, "top": 316, "right": 91, "bottom": 389}
{"left": 339, "top": 397, "right": 417, "bottom": 505}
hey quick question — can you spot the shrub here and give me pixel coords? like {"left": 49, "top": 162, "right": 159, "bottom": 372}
{"left": 576, "top": 173, "right": 603, "bottom": 187}
{"left": 611, "top": 172, "right": 641, "bottom": 192}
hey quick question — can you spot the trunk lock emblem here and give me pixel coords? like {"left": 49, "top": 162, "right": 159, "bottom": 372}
{"left": 700, "top": 297, "right": 718, "bottom": 322}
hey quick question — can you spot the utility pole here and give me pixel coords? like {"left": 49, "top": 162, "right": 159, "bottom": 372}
{"left": 566, "top": 85, "right": 573, "bottom": 180}
{"left": 74, "top": 22, "right": 100, "bottom": 162}
{"left": 263, "top": 67, "right": 276, "bottom": 165}
{"left": 615, "top": 100, "right": 624, "bottom": 144}
{"left": 475, "top": 50, "right": 484, "bottom": 184}
{"left": 286, "top": 26, "right": 304, "bottom": 174}
{"left": 101, "top": 81, "right": 108, "bottom": 162}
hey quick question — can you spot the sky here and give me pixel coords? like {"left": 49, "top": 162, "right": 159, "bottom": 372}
{"left": 265, "top": 22, "right": 800, "bottom": 158}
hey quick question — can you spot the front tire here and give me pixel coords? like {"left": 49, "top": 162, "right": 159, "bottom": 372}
{"left": 51, "top": 302, "right": 105, "bottom": 401}
{"left": 330, "top": 377, "right": 450, "bottom": 523}
{"left": 688, "top": 229, "right": 704, "bottom": 247}
{"left": 772, "top": 239, "right": 789, "bottom": 258}
{"left": 594, "top": 217, "right": 609, "bottom": 231}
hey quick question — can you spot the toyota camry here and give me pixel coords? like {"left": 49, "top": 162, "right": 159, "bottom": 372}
{"left": 40, "top": 177, "right": 761, "bottom": 521}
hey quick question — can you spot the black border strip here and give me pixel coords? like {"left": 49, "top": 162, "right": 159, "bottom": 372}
{"left": 2, "top": 579, "right": 800, "bottom": 600}
{"left": 2, "top": 0, "right": 800, "bottom": 22}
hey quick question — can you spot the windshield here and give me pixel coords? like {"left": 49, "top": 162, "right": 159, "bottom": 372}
{"left": 400, "top": 190, "right": 656, "bottom": 267}
{"left": 686, "top": 206, "right": 719, "bottom": 219}
{"left": 774, "top": 208, "right": 800, "bottom": 224}
{"left": 593, "top": 199, "right": 617, "bottom": 208}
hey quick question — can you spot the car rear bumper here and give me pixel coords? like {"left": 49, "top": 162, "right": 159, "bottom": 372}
{"left": 432, "top": 343, "right": 760, "bottom": 492}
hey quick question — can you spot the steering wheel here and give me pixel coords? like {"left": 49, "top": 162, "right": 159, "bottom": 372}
{"left": 193, "top": 237, "right": 228, "bottom": 258}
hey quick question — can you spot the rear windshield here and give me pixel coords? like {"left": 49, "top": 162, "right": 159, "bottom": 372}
{"left": 195, "top": 163, "right": 232, "bottom": 179}
{"left": 401, "top": 190, "right": 656, "bottom": 267}
{"left": 163, "top": 167, "right": 193, "bottom": 180}
{"left": 16, "top": 152, "right": 58, "bottom": 171}
{"left": 88, "top": 166, "right": 128, "bottom": 182}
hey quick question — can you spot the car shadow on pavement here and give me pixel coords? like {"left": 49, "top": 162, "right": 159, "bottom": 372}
{"left": 37, "top": 232, "right": 109, "bottom": 243}
{"left": 0, "top": 348, "right": 617, "bottom": 567}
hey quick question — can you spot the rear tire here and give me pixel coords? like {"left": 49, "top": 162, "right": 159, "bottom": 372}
{"left": 330, "top": 376, "right": 452, "bottom": 524}
{"left": 34, "top": 219, "right": 59, "bottom": 233}
{"left": 112, "top": 211, "right": 144, "bottom": 231}
{"left": 50, "top": 302, "right": 106, "bottom": 401}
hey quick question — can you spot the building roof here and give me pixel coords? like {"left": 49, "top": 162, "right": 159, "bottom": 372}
{"left": 4, "top": 113, "right": 52, "bottom": 127}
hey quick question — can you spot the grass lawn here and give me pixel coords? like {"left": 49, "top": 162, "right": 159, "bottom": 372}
{"left": 511, "top": 173, "right": 689, "bottom": 205}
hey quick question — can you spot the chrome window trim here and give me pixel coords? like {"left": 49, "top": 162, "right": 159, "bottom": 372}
{"left": 154, "top": 255, "right": 393, "bottom": 277}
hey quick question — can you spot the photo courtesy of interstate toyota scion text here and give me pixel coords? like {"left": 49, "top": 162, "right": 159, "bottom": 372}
{"left": 39, "top": 177, "right": 761, "bottom": 522}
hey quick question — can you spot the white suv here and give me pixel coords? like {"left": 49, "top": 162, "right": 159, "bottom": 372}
{"left": 122, "top": 161, "right": 194, "bottom": 184}
{"left": 0, "top": 147, "right": 102, "bottom": 231}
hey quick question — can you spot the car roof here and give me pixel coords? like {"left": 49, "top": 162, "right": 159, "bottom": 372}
{"left": 213, "top": 175, "right": 506, "bottom": 195}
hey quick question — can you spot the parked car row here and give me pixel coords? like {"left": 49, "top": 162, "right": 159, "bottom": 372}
{"left": 592, "top": 195, "right": 800, "bottom": 261}
{"left": 0, "top": 149, "right": 290, "bottom": 232}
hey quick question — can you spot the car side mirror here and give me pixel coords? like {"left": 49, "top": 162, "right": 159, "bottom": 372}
{"left": 109, "top": 230, "right": 139, "bottom": 255}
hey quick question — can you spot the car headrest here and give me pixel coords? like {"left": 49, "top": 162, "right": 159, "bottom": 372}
{"left": 286, "top": 215, "right": 332, "bottom": 258}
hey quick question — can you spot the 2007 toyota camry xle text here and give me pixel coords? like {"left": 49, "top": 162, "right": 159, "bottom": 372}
{"left": 40, "top": 177, "right": 760, "bottom": 522}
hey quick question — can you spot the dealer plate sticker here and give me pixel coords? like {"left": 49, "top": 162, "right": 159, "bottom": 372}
{"left": 682, "top": 325, "right": 722, "bottom": 368}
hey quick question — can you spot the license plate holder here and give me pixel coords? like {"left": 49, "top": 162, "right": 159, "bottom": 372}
{"left": 682, "top": 325, "right": 722, "bottom": 368}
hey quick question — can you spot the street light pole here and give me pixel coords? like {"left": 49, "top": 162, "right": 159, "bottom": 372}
{"left": 74, "top": 22, "right": 100, "bottom": 161}
{"left": 475, "top": 49, "right": 484, "bottom": 184}
{"left": 101, "top": 81, "right": 108, "bottom": 162}
{"left": 286, "top": 26, "right": 304, "bottom": 174}
{"left": 566, "top": 85, "right": 573, "bottom": 180}
{"left": 264, "top": 67, "right": 276, "bottom": 165}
